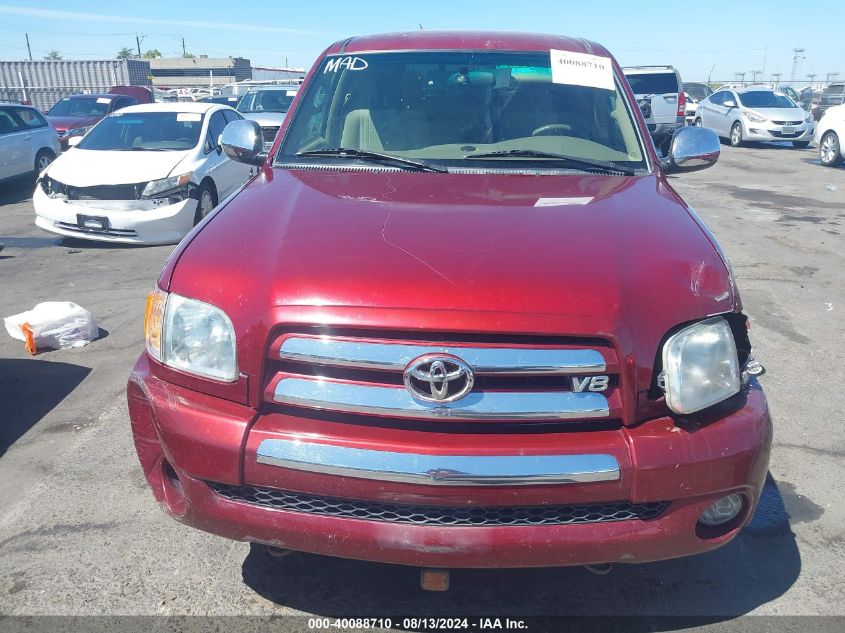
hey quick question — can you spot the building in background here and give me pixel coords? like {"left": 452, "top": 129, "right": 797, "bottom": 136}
{"left": 0, "top": 59, "right": 151, "bottom": 111}
{"left": 251, "top": 66, "right": 306, "bottom": 83}
{"left": 148, "top": 56, "right": 251, "bottom": 90}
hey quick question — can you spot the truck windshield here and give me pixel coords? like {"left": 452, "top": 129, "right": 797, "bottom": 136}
{"left": 237, "top": 89, "right": 296, "bottom": 114}
{"left": 279, "top": 51, "right": 646, "bottom": 172}
{"left": 76, "top": 111, "right": 204, "bottom": 151}
{"left": 48, "top": 97, "right": 110, "bottom": 117}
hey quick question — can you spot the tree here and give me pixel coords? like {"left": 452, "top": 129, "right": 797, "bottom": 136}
{"left": 44, "top": 50, "right": 62, "bottom": 60}
{"left": 143, "top": 49, "right": 162, "bottom": 59}
{"left": 117, "top": 47, "right": 134, "bottom": 60}
{"left": 182, "top": 52, "right": 196, "bottom": 59}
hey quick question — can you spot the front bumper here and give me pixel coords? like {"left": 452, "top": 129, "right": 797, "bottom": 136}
{"left": 742, "top": 120, "right": 815, "bottom": 142}
{"left": 128, "top": 354, "right": 772, "bottom": 568}
{"left": 33, "top": 186, "right": 197, "bottom": 245}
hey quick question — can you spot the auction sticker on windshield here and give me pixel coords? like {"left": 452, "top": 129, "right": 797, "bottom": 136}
{"left": 550, "top": 49, "right": 614, "bottom": 90}
{"left": 176, "top": 113, "right": 202, "bottom": 122}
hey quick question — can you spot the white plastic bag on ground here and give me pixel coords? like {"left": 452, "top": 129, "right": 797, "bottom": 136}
{"left": 4, "top": 302, "right": 98, "bottom": 354}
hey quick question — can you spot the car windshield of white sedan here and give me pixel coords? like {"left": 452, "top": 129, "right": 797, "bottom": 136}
{"left": 278, "top": 51, "right": 646, "bottom": 172}
{"left": 48, "top": 97, "right": 110, "bottom": 117}
{"left": 237, "top": 90, "right": 296, "bottom": 114}
{"left": 737, "top": 91, "right": 795, "bottom": 109}
{"left": 76, "top": 112, "right": 204, "bottom": 151}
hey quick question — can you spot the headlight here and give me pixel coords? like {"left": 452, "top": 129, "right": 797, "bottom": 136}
{"left": 661, "top": 316, "right": 740, "bottom": 414}
{"left": 805, "top": 114, "right": 814, "bottom": 123}
{"left": 142, "top": 172, "right": 192, "bottom": 198}
{"left": 65, "top": 126, "right": 91, "bottom": 138}
{"left": 743, "top": 110, "right": 767, "bottom": 123}
{"left": 144, "top": 289, "right": 237, "bottom": 382}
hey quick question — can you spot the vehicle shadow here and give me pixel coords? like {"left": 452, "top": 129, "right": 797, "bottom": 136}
{"left": 0, "top": 175, "right": 35, "bottom": 205}
{"left": 0, "top": 357, "right": 91, "bottom": 457}
{"left": 240, "top": 474, "right": 800, "bottom": 623}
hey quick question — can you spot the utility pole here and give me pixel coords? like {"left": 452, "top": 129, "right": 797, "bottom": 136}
{"left": 771, "top": 72, "right": 781, "bottom": 88}
{"left": 136, "top": 34, "right": 145, "bottom": 58}
{"left": 807, "top": 73, "right": 816, "bottom": 87}
{"left": 789, "top": 48, "right": 806, "bottom": 84}
{"left": 734, "top": 71, "right": 746, "bottom": 85}
{"left": 25, "top": 33, "right": 32, "bottom": 61}
{"left": 750, "top": 69, "right": 762, "bottom": 83}
{"left": 181, "top": 37, "right": 186, "bottom": 57}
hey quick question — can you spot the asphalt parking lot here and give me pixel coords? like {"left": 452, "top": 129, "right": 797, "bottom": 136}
{"left": 0, "top": 142, "right": 843, "bottom": 626}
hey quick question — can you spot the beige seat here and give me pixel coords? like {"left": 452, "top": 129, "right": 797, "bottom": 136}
{"left": 341, "top": 108, "right": 432, "bottom": 153}
{"left": 340, "top": 109, "right": 385, "bottom": 151}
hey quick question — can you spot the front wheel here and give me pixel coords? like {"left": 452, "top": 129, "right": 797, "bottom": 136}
{"left": 819, "top": 131, "right": 843, "bottom": 166}
{"left": 792, "top": 141, "right": 810, "bottom": 149}
{"left": 729, "top": 122, "right": 743, "bottom": 147}
{"left": 34, "top": 149, "right": 55, "bottom": 174}
{"left": 695, "top": 118, "right": 703, "bottom": 127}
{"left": 193, "top": 182, "right": 218, "bottom": 225}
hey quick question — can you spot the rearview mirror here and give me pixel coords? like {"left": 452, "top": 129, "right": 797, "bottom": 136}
{"left": 662, "top": 127, "right": 720, "bottom": 173}
{"left": 220, "top": 119, "right": 267, "bottom": 166}
{"left": 723, "top": 99, "right": 736, "bottom": 108}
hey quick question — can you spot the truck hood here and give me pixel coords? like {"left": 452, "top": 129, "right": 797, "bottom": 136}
{"left": 46, "top": 115, "right": 102, "bottom": 132}
{"left": 169, "top": 170, "right": 735, "bottom": 392}
{"left": 241, "top": 112, "right": 288, "bottom": 127}
{"left": 46, "top": 148, "right": 191, "bottom": 186}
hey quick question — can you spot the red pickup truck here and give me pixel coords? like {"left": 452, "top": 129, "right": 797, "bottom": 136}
{"left": 129, "top": 31, "right": 770, "bottom": 582}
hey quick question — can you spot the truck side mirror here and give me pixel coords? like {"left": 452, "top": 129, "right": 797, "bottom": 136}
{"left": 662, "top": 127, "right": 720, "bottom": 174}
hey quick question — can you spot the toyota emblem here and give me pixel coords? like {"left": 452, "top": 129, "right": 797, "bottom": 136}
{"left": 403, "top": 354, "right": 475, "bottom": 403}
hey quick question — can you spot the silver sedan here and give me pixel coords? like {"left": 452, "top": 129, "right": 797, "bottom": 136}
{"left": 695, "top": 88, "right": 815, "bottom": 148}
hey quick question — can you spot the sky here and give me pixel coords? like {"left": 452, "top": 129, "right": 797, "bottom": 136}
{"left": 0, "top": 1, "right": 842, "bottom": 84}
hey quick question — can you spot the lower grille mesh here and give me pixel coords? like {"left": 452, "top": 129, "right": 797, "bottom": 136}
{"left": 209, "top": 483, "right": 668, "bottom": 527}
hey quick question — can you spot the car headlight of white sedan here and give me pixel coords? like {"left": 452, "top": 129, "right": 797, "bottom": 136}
{"left": 145, "top": 289, "right": 238, "bottom": 382}
{"left": 743, "top": 110, "right": 767, "bottom": 123}
{"left": 660, "top": 316, "right": 740, "bottom": 414}
{"left": 141, "top": 172, "right": 193, "bottom": 199}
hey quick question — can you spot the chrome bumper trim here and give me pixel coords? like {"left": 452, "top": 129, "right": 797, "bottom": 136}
{"left": 256, "top": 439, "right": 621, "bottom": 486}
{"left": 273, "top": 376, "right": 610, "bottom": 421}
{"left": 279, "top": 335, "right": 607, "bottom": 375}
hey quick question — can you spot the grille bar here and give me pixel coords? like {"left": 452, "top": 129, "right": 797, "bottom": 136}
{"left": 210, "top": 483, "right": 668, "bottom": 527}
{"left": 279, "top": 335, "right": 607, "bottom": 375}
{"left": 273, "top": 375, "right": 610, "bottom": 421}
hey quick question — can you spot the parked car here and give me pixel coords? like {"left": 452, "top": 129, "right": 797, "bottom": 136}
{"left": 815, "top": 104, "right": 845, "bottom": 167}
{"left": 33, "top": 102, "right": 252, "bottom": 244}
{"left": 46, "top": 86, "right": 152, "bottom": 150}
{"left": 623, "top": 65, "right": 685, "bottom": 153}
{"left": 128, "top": 31, "right": 771, "bottom": 583}
{"left": 815, "top": 83, "right": 845, "bottom": 121}
{"left": 236, "top": 86, "right": 298, "bottom": 148}
{"left": 798, "top": 86, "right": 821, "bottom": 114}
{"left": 201, "top": 95, "right": 243, "bottom": 107}
{"left": 0, "top": 103, "right": 60, "bottom": 183}
{"left": 683, "top": 93, "right": 698, "bottom": 125}
{"left": 695, "top": 87, "right": 815, "bottom": 147}
{"left": 683, "top": 82, "right": 712, "bottom": 103}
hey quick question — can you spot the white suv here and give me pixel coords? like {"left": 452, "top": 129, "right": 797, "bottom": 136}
{"left": 622, "top": 66, "right": 685, "bottom": 154}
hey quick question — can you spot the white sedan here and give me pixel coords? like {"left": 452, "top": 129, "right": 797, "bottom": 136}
{"left": 695, "top": 88, "right": 815, "bottom": 148}
{"left": 33, "top": 102, "right": 253, "bottom": 245}
{"left": 0, "top": 104, "right": 60, "bottom": 184}
{"left": 816, "top": 104, "right": 845, "bottom": 167}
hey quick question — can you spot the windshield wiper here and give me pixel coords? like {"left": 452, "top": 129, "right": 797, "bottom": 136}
{"left": 463, "top": 149, "right": 638, "bottom": 175}
{"left": 296, "top": 148, "right": 447, "bottom": 173}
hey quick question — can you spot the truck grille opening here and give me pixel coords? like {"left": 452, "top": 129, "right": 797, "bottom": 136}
{"left": 264, "top": 329, "right": 621, "bottom": 426}
{"left": 209, "top": 483, "right": 668, "bottom": 527}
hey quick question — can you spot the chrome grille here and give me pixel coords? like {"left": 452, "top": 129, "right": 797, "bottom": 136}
{"left": 266, "top": 332, "right": 617, "bottom": 423}
{"left": 771, "top": 120, "right": 803, "bottom": 125}
{"left": 261, "top": 126, "right": 280, "bottom": 144}
{"left": 210, "top": 483, "right": 667, "bottom": 526}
